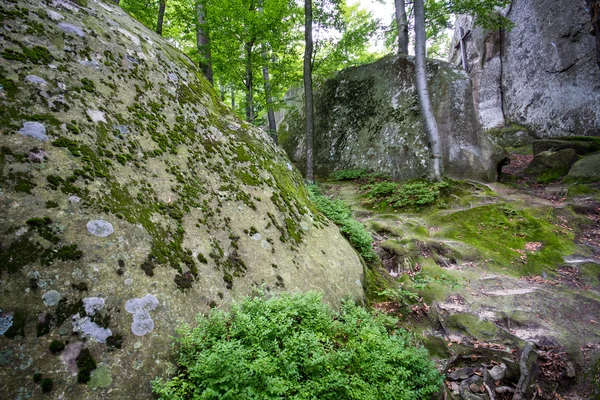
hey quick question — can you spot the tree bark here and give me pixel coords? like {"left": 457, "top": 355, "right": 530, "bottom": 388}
{"left": 304, "top": 0, "right": 315, "bottom": 183}
{"left": 231, "top": 87, "right": 235, "bottom": 110}
{"left": 394, "top": 0, "right": 409, "bottom": 54}
{"left": 262, "top": 48, "right": 277, "bottom": 144}
{"left": 196, "top": 1, "right": 213, "bottom": 85}
{"left": 156, "top": 0, "right": 166, "bottom": 36}
{"left": 219, "top": 80, "right": 225, "bottom": 101}
{"left": 414, "top": 0, "right": 442, "bottom": 181}
{"left": 588, "top": 0, "right": 600, "bottom": 69}
{"left": 245, "top": 41, "right": 254, "bottom": 122}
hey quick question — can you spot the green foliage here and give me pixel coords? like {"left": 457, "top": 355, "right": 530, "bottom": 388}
{"left": 378, "top": 287, "right": 420, "bottom": 308}
{"left": 362, "top": 179, "right": 449, "bottom": 209}
{"left": 308, "top": 185, "right": 377, "bottom": 262}
{"left": 329, "top": 169, "right": 367, "bottom": 181}
{"left": 152, "top": 292, "right": 442, "bottom": 399}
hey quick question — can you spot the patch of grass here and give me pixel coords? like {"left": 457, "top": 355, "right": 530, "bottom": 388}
{"left": 308, "top": 185, "right": 377, "bottom": 262}
{"left": 152, "top": 292, "right": 441, "bottom": 399}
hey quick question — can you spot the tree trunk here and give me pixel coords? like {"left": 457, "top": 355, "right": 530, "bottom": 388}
{"left": 196, "top": 1, "right": 213, "bottom": 85}
{"left": 262, "top": 48, "right": 277, "bottom": 144}
{"left": 414, "top": 0, "right": 442, "bottom": 181}
{"left": 245, "top": 42, "right": 254, "bottom": 122}
{"left": 231, "top": 87, "right": 235, "bottom": 110}
{"left": 394, "top": 0, "right": 409, "bottom": 54}
{"left": 219, "top": 81, "right": 225, "bottom": 101}
{"left": 304, "top": 0, "right": 315, "bottom": 183}
{"left": 588, "top": 0, "right": 600, "bottom": 69}
{"left": 156, "top": 0, "right": 166, "bottom": 36}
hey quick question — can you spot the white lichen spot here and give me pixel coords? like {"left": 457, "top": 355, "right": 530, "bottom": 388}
{"left": 69, "top": 195, "right": 81, "bottom": 203}
{"left": 117, "top": 28, "right": 140, "bottom": 46}
{"left": 87, "top": 219, "right": 114, "bottom": 237}
{"left": 125, "top": 294, "right": 158, "bottom": 336}
{"left": 86, "top": 109, "right": 107, "bottom": 123}
{"left": 25, "top": 75, "right": 47, "bottom": 85}
{"left": 71, "top": 314, "right": 112, "bottom": 343}
{"left": 251, "top": 233, "right": 261, "bottom": 241}
{"left": 58, "top": 22, "right": 85, "bottom": 37}
{"left": 167, "top": 73, "right": 178, "bottom": 83}
{"left": 83, "top": 297, "right": 105, "bottom": 316}
{"left": 18, "top": 122, "right": 48, "bottom": 141}
{"left": 46, "top": 9, "right": 64, "bottom": 21}
{"left": 42, "top": 290, "right": 62, "bottom": 306}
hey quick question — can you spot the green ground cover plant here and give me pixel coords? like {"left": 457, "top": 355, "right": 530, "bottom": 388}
{"left": 152, "top": 292, "right": 442, "bottom": 399}
{"left": 308, "top": 185, "right": 378, "bottom": 262}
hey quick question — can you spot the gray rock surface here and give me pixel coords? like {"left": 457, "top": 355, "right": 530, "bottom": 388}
{"left": 525, "top": 149, "right": 578, "bottom": 175}
{"left": 449, "top": 0, "right": 600, "bottom": 139}
{"left": 0, "top": 0, "right": 365, "bottom": 398}
{"left": 532, "top": 137, "right": 600, "bottom": 155}
{"left": 278, "top": 55, "right": 504, "bottom": 181}
{"left": 567, "top": 153, "right": 600, "bottom": 180}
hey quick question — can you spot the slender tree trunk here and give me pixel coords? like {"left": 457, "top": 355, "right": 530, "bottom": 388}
{"left": 245, "top": 42, "right": 254, "bottom": 122}
{"left": 394, "top": 0, "right": 409, "bottom": 54}
{"left": 196, "top": 1, "right": 213, "bottom": 85}
{"left": 304, "top": 0, "right": 314, "bottom": 183}
{"left": 588, "top": 0, "right": 600, "bottom": 69}
{"left": 219, "top": 80, "right": 225, "bottom": 101}
{"left": 156, "top": 0, "right": 166, "bottom": 35}
{"left": 231, "top": 87, "right": 235, "bottom": 110}
{"left": 414, "top": 0, "right": 442, "bottom": 181}
{"left": 262, "top": 48, "right": 277, "bottom": 144}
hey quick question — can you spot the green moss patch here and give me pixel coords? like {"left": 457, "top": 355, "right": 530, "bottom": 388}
{"left": 429, "top": 204, "right": 575, "bottom": 276}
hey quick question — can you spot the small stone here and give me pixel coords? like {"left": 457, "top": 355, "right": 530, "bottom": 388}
{"left": 447, "top": 367, "right": 474, "bottom": 381}
{"left": 69, "top": 195, "right": 81, "bottom": 203}
{"left": 87, "top": 220, "right": 114, "bottom": 237}
{"left": 58, "top": 22, "right": 85, "bottom": 37}
{"left": 42, "top": 290, "right": 61, "bottom": 306}
{"left": 469, "top": 383, "right": 481, "bottom": 393}
{"left": 18, "top": 122, "right": 48, "bottom": 141}
{"left": 565, "top": 361, "right": 576, "bottom": 378}
{"left": 489, "top": 363, "right": 507, "bottom": 381}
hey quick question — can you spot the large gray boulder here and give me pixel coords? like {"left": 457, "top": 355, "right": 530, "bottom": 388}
{"left": 449, "top": 0, "right": 600, "bottom": 139}
{"left": 0, "top": 0, "right": 364, "bottom": 398}
{"left": 567, "top": 153, "right": 600, "bottom": 180}
{"left": 278, "top": 55, "right": 505, "bottom": 182}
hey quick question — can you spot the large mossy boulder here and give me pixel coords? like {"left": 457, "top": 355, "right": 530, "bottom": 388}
{"left": 525, "top": 149, "right": 578, "bottom": 181}
{"left": 567, "top": 153, "right": 600, "bottom": 181}
{"left": 532, "top": 137, "right": 600, "bottom": 156}
{"left": 277, "top": 55, "right": 505, "bottom": 182}
{"left": 0, "top": 1, "right": 364, "bottom": 398}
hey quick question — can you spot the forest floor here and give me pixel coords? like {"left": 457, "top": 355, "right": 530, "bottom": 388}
{"left": 319, "top": 153, "right": 600, "bottom": 400}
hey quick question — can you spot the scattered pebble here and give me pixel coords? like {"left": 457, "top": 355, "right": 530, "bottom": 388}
{"left": 42, "top": 290, "right": 61, "bottom": 307}
{"left": 87, "top": 220, "right": 114, "bottom": 237}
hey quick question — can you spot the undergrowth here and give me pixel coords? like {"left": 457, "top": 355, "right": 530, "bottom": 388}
{"left": 152, "top": 292, "right": 442, "bottom": 399}
{"left": 362, "top": 179, "right": 450, "bottom": 209}
{"left": 308, "top": 185, "right": 377, "bottom": 263}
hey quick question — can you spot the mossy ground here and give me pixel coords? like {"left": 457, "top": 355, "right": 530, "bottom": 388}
{"left": 318, "top": 176, "right": 600, "bottom": 398}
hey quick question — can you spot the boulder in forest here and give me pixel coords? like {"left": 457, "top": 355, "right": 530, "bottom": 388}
{"left": 0, "top": 0, "right": 365, "bottom": 398}
{"left": 532, "top": 137, "right": 600, "bottom": 156}
{"left": 567, "top": 153, "right": 600, "bottom": 181}
{"left": 525, "top": 149, "right": 578, "bottom": 180}
{"left": 278, "top": 55, "right": 505, "bottom": 182}
{"left": 449, "top": 0, "right": 600, "bottom": 138}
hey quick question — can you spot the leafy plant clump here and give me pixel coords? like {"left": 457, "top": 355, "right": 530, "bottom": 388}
{"left": 308, "top": 185, "right": 377, "bottom": 262}
{"left": 152, "top": 292, "right": 442, "bottom": 399}
{"left": 329, "top": 169, "right": 368, "bottom": 181}
{"left": 362, "top": 179, "right": 449, "bottom": 209}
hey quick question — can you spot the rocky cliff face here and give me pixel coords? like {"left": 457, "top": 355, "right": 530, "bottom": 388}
{"left": 278, "top": 55, "right": 505, "bottom": 182}
{"left": 449, "top": 0, "right": 600, "bottom": 140}
{"left": 0, "top": 0, "right": 364, "bottom": 398}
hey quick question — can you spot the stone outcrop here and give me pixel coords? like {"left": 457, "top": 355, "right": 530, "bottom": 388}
{"left": 278, "top": 55, "right": 505, "bottom": 182}
{"left": 449, "top": 0, "right": 600, "bottom": 141}
{"left": 0, "top": 0, "right": 365, "bottom": 398}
